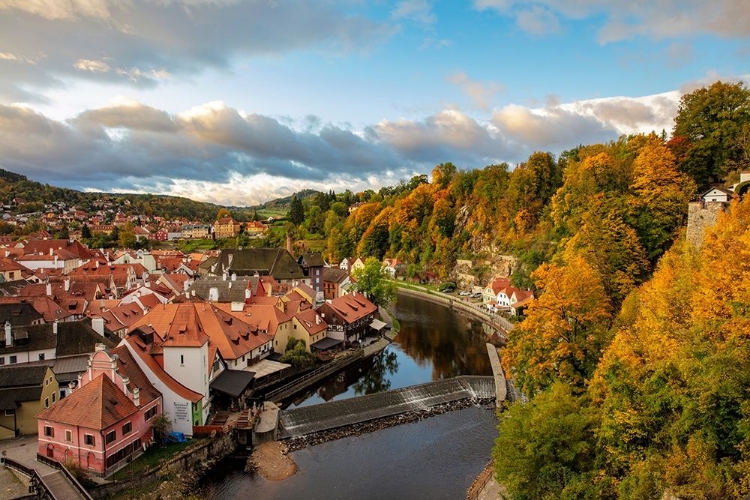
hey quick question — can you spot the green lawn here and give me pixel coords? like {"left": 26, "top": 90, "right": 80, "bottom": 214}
{"left": 111, "top": 440, "right": 202, "bottom": 481}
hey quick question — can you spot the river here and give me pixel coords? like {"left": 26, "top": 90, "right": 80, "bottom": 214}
{"left": 204, "top": 291, "right": 500, "bottom": 499}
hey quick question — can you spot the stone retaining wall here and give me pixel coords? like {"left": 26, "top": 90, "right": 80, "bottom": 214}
{"left": 88, "top": 432, "right": 237, "bottom": 499}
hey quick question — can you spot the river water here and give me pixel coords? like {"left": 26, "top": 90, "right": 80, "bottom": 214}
{"left": 204, "top": 291, "right": 500, "bottom": 499}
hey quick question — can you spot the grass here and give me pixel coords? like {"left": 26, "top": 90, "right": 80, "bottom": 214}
{"left": 111, "top": 440, "right": 200, "bottom": 481}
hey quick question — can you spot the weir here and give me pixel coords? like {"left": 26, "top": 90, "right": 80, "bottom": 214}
{"left": 278, "top": 375, "right": 495, "bottom": 439}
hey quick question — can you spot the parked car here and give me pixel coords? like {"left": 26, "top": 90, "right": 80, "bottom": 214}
{"left": 459, "top": 291, "right": 471, "bottom": 296}
{"left": 471, "top": 292, "right": 482, "bottom": 299}
{"left": 442, "top": 287, "right": 455, "bottom": 293}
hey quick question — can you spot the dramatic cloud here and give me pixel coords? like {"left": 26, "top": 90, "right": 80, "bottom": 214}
{"left": 473, "top": 0, "right": 750, "bottom": 43}
{"left": 447, "top": 72, "right": 505, "bottom": 111}
{"left": 0, "top": 0, "right": 396, "bottom": 101}
{"left": 372, "top": 108, "right": 510, "bottom": 164}
{"left": 0, "top": 83, "right": 709, "bottom": 205}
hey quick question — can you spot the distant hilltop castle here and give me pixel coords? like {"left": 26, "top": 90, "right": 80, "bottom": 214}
{"left": 687, "top": 171, "right": 750, "bottom": 248}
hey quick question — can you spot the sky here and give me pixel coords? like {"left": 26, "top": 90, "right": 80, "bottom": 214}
{"left": 0, "top": 0, "right": 748, "bottom": 206}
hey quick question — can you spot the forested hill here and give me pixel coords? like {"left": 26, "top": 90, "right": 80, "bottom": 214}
{"left": 0, "top": 169, "right": 316, "bottom": 222}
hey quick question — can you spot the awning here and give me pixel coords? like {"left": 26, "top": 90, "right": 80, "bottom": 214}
{"left": 369, "top": 319, "right": 387, "bottom": 331}
{"left": 310, "top": 337, "right": 344, "bottom": 351}
{"left": 210, "top": 369, "right": 256, "bottom": 398}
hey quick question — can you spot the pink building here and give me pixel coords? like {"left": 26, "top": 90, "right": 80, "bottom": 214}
{"left": 36, "top": 344, "right": 161, "bottom": 476}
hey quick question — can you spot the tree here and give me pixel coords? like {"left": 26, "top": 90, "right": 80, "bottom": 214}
{"left": 351, "top": 257, "right": 396, "bottom": 307}
{"left": 216, "top": 208, "right": 231, "bottom": 220}
{"left": 503, "top": 256, "right": 612, "bottom": 396}
{"left": 493, "top": 383, "right": 607, "bottom": 500}
{"left": 629, "top": 139, "right": 696, "bottom": 260}
{"left": 280, "top": 339, "right": 316, "bottom": 367}
{"left": 672, "top": 81, "right": 750, "bottom": 189}
{"left": 289, "top": 195, "right": 304, "bottom": 225}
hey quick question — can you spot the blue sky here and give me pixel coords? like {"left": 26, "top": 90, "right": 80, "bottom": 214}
{"left": 0, "top": 0, "right": 748, "bottom": 206}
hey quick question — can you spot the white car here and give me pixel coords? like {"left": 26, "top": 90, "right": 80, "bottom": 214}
{"left": 459, "top": 291, "right": 471, "bottom": 296}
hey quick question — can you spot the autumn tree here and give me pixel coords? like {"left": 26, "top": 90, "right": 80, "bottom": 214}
{"left": 629, "top": 139, "right": 696, "bottom": 260}
{"left": 216, "top": 208, "right": 231, "bottom": 220}
{"left": 503, "top": 256, "right": 611, "bottom": 396}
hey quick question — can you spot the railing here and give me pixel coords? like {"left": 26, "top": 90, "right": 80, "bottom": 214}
{"left": 265, "top": 350, "right": 364, "bottom": 402}
{"left": 3, "top": 456, "right": 56, "bottom": 499}
{"left": 36, "top": 453, "right": 95, "bottom": 500}
{"left": 466, "top": 461, "right": 494, "bottom": 500}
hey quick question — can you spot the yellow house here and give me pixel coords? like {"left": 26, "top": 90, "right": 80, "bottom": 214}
{"left": 0, "top": 365, "right": 59, "bottom": 439}
{"left": 213, "top": 217, "right": 241, "bottom": 239}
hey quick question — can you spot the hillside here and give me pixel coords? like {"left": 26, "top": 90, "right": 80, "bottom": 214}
{"left": 0, "top": 168, "right": 317, "bottom": 223}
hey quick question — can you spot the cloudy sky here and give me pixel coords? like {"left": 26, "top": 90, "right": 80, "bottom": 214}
{"left": 0, "top": 0, "right": 748, "bottom": 206}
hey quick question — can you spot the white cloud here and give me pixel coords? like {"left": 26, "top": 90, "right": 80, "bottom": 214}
{"left": 74, "top": 59, "right": 111, "bottom": 73}
{"left": 447, "top": 72, "right": 505, "bottom": 110}
{"left": 515, "top": 6, "right": 561, "bottom": 36}
{"left": 473, "top": 0, "right": 750, "bottom": 42}
{"left": 392, "top": 0, "right": 437, "bottom": 26}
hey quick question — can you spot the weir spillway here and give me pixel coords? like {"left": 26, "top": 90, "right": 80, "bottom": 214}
{"left": 278, "top": 375, "right": 496, "bottom": 439}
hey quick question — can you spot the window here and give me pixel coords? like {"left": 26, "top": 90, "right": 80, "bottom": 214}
{"left": 106, "top": 430, "right": 116, "bottom": 444}
{"left": 144, "top": 406, "right": 157, "bottom": 421}
{"left": 9, "top": 355, "right": 16, "bottom": 364}
{"left": 44, "top": 398, "right": 49, "bottom": 408}
{"left": 180, "top": 355, "right": 184, "bottom": 365}
{"left": 4, "top": 409, "right": 15, "bottom": 416}
{"left": 65, "top": 430, "right": 72, "bottom": 442}
{"left": 39, "top": 353, "right": 45, "bottom": 361}
{"left": 52, "top": 393, "right": 56, "bottom": 403}
{"left": 44, "top": 426, "right": 54, "bottom": 437}
{"left": 122, "top": 422, "right": 132, "bottom": 435}
{"left": 0, "top": 357, "right": 4, "bottom": 365}
{"left": 84, "top": 434, "right": 95, "bottom": 446}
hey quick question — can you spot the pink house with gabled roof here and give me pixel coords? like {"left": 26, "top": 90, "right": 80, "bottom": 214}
{"left": 36, "top": 344, "right": 161, "bottom": 476}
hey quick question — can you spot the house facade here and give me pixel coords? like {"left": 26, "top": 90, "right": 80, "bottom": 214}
{"left": 213, "top": 218, "right": 240, "bottom": 239}
{"left": 36, "top": 344, "right": 161, "bottom": 476}
{"left": 317, "top": 292, "right": 378, "bottom": 344}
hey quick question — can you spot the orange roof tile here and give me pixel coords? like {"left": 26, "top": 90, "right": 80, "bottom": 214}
{"left": 36, "top": 374, "right": 138, "bottom": 430}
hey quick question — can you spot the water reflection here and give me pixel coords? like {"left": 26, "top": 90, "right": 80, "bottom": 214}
{"left": 352, "top": 350, "right": 399, "bottom": 394}
{"left": 285, "top": 292, "right": 497, "bottom": 409}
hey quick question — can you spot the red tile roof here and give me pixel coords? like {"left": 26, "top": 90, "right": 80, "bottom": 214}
{"left": 36, "top": 373, "right": 138, "bottom": 430}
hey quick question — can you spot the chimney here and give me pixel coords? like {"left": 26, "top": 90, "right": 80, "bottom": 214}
{"left": 228, "top": 282, "right": 232, "bottom": 289}
{"left": 50, "top": 248, "right": 54, "bottom": 256}
{"left": 133, "top": 387, "right": 140, "bottom": 407}
{"left": 222, "top": 272, "right": 227, "bottom": 281}
{"left": 4, "top": 321, "right": 11, "bottom": 347}
{"left": 53, "top": 320, "right": 58, "bottom": 335}
{"left": 191, "top": 290, "right": 196, "bottom": 297}
{"left": 231, "top": 273, "right": 237, "bottom": 281}
{"left": 92, "top": 317, "right": 105, "bottom": 336}
{"left": 287, "top": 232, "right": 293, "bottom": 255}
{"left": 64, "top": 278, "right": 70, "bottom": 292}
{"left": 68, "top": 381, "right": 77, "bottom": 393}
{"left": 95, "top": 260, "right": 99, "bottom": 269}
{"left": 46, "top": 283, "right": 52, "bottom": 296}
{"left": 245, "top": 288, "right": 251, "bottom": 301}
{"left": 121, "top": 376, "right": 130, "bottom": 395}
{"left": 315, "top": 315, "right": 320, "bottom": 325}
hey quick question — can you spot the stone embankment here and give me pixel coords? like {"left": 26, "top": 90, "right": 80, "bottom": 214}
{"left": 396, "top": 286, "right": 513, "bottom": 338}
